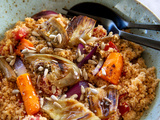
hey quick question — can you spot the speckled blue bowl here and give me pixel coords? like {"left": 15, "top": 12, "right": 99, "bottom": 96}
{"left": 0, "top": 0, "right": 160, "bottom": 119}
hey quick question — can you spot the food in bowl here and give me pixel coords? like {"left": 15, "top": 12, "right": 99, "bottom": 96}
{"left": 0, "top": 11, "right": 159, "bottom": 120}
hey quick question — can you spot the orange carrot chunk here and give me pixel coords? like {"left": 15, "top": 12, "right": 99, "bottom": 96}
{"left": 17, "top": 73, "right": 40, "bottom": 115}
{"left": 97, "top": 52, "right": 123, "bottom": 85}
{"left": 15, "top": 38, "right": 33, "bottom": 56}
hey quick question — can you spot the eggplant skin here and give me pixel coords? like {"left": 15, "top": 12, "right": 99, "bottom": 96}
{"left": 67, "top": 15, "right": 96, "bottom": 46}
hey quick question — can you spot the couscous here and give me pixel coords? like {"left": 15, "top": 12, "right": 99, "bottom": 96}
{"left": 0, "top": 11, "right": 159, "bottom": 120}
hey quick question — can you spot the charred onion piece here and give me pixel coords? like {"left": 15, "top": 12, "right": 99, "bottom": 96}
{"left": 78, "top": 45, "right": 97, "bottom": 68}
{"left": 14, "top": 57, "right": 27, "bottom": 76}
{"left": 31, "top": 10, "right": 57, "bottom": 20}
{"left": 25, "top": 54, "right": 80, "bottom": 87}
{"left": 77, "top": 43, "right": 85, "bottom": 54}
{"left": 40, "top": 17, "right": 68, "bottom": 48}
{"left": 66, "top": 81, "right": 89, "bottom": 100}
{"left": 86, "top": 88, "right": 109, "bottom": 119}
{"left": 67, "top": 15, "right": 96, "bottom": 46}
{"left": 42, "top": 98, "right": 100, "bottom": 120}
{"left": 0, "top": 58, "right": 16, "bottom": 81}
{"left": 92, "top": 58, "right": 104, "bottom": 76}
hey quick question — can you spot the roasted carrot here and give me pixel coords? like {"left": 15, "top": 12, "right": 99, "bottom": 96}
{"left": 97, "top": 52, "right": 123, "bottom": 85}
{"left": 17, "top": 73, "right": 40, "bottom": 115}
{"left": 15, "top": 38, "right": 33, "bottom": 56}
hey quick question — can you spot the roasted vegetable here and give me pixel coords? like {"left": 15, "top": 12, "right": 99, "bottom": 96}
{"left": 92, "top": 58, "right": 104, "bottom": 76}
{"left": 14, "top": 57, "right": 27, "bottom": 76}
{"left": 0, "top": 58, "right": 16, "bottom": 81}
{"left": 78, "top": 45, "right": 97, "bottom": 68}
{"left": 86, "top": 87, "right": 119, "bottom": 119}
{"left": 67, "top": 15, "right": 96, "bottom": 46}
{"left": 13, "top": 27, "right": 29, "bottom": 40}
{"left": 42, "top": 98, "right": 100, "bottom": 120}
{"left": 86, "top": 88, "right": 109, "bottom": 119}
{"left": 104, "top": 41, "right": 119, "bottom": 52}
{"left": 77, "top": 43, "right": 85, "bottom": 55}
{"left": 25, "top": 54, "right": 80, "bottom": 87}
{"left": 15, "top": 38, "right": 34, "bottom": 57}
{"left": 107, "top": 87, "right": 119, "bottom": 115}
{"left": 39, "top": 17, "right": 68, "bottom": 48}
{"left": 118, "top": 93, "right": 130, "bottom": 116}
{"left": 65, "top": 81, "right": 89, "bottom": 100}
{"left": 17, "top": 73, "right": 40, "bottom": 115}
{"left": 31, "top": 10, "right": 57, "bottom": 20}
{"left": 118, "top": 102, "right": 130, "bottom": 116}
{"left": 15, "top": 58, "right": 40, "bottom": 115}
{"left": 97, "top": 52, "right": 123, "bottom": 85}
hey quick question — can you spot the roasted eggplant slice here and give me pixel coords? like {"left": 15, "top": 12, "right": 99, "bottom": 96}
{"left": 25, "top": 54, "right": 80, "bottom": 87}
{"left": 39, "top": 17, "right": 68, "bottom": 48}
{"left": 86, "top": 87, "right": 119, "bottom": 119}
{"left": 42, "top": 98, "right": 100, "bottom": 120}
{"left": 67, "top": 15, "right": 96, "bottom": 46}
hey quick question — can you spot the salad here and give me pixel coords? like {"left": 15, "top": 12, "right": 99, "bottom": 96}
{"left": 0, "top": 10, "right": 159, "bottom": 120}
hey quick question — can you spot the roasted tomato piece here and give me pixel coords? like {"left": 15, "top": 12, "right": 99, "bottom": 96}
{"left": 14, "top": 27, "right": 29, "bottom": 40}
{"left": 118, "top": 102, "right": 130, "bottom": 116}
{"left": 104, "top": 41, "right": 119, "bottom": 52}
{"left": 118, "top": 93, "right": 130, "bottom": 116}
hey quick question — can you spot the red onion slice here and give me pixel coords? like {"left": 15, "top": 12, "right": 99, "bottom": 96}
{"left": 66, "top": 81, "right": 89, "bottom": 100}
{"left": 78, "top": 45, "right": 97, "bottom": 68}
{"left": 32, "top": 10, "right": 57, "bottom": 20}
{"left": 14, "top": 57, "right": 27, "bottom": 76}
{"left": 77, "top": 43, "right": 85, "bottom": 55}
{"left": 92, "top": 58, "right": 104, "bottom": 76}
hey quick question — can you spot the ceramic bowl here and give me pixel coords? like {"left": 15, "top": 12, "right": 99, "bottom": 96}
{"left": 0, "top": 0, "right": 159, "bottom": 119}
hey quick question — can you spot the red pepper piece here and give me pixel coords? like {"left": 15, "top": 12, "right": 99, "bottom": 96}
{"left": 104, "top": 41, "right": 119, "bottom": 52}
{"left": 14, "top": 27, "right": 28, "bottom": 40}
{"left": 118, "top": 102, "right": 130, "bottom": 116}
